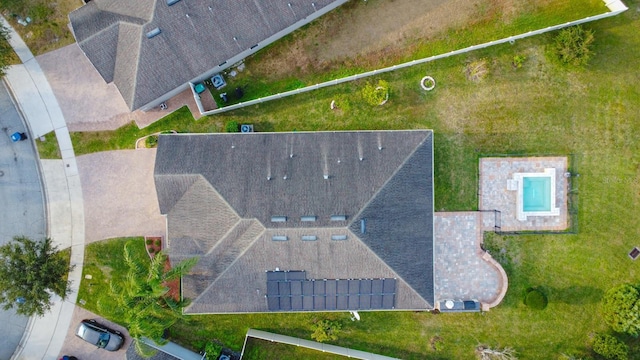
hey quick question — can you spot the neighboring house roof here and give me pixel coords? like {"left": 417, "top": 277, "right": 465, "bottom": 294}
{"left": 68, "top": 0, "right": 347, "bottom": 111}
{"left": 154, "top": 131, "right": 435, "bottom": 313}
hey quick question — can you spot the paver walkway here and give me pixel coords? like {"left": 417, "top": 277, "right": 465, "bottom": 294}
{"left": 434, "top": 212, "right": 506, "bottom": 307}
{"left": 78, "top": 150, "right": 166, "bottom": 243}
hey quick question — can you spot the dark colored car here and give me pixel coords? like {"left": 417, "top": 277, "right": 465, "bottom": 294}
{"left": 75, "top": 319, "right": 124, "bottom": 351}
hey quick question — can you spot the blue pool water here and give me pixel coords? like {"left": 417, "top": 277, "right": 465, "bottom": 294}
{"left": 523, "top": 177, "right": 551, "bottom": 212}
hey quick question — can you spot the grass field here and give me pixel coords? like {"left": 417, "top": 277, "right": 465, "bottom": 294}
{"left": 72, "top": 1, "right": 640, "bottom": 359}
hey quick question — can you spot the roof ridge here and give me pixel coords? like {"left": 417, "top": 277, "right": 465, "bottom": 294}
{"left": 185, "top": 221, "right": 266, "bottom": 312}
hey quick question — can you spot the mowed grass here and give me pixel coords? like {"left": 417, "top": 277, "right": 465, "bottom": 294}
{"left": 73, "top": 3, "right": 640, "bottom": 360}
{"left": 76, "top": 237, "right": 147, "bottom": 319}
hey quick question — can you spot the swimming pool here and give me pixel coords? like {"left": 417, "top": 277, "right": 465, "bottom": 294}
{"left": 513, "top": 168, "right": 559, "bottom": 221}
{"left": 523, "top": 177, "right": 551, "bottom": 212}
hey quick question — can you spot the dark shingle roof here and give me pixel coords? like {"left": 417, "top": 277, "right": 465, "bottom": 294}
{"left": 69, "top": 0, "right": 347, "bottom": 110}
{"left": 154, "top": 131, "right": 434, "bottom": 312}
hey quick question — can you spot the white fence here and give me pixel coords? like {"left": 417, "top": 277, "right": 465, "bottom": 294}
{"left": 240, "top": 329, "right": 400, "bottom": 360}
{"left": 196, "top": 0, "right": 627, "bottom": 116}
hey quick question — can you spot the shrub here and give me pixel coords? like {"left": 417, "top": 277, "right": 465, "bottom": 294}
{"left": 592, "top": 334, "right": 628, "bottom": 360}
{"left": 155, "top": 239, "right": 161, "bottom": 247}
{"left": 465, "top": 59, "right": 489, "bottom": 82}
{"left": 310, "top": 319, "right": 341, "bottom": 343}
{"left": 204, "top": 341, "right": 222, "bottom": 360}
{"left": 146, "top": 239, "right": 153, "bottom": 245}
{"left": 602, "top": 284, "right": 640, "bottom": 336}
{"left": 524, "top": 288, "right": 548, "bottom": 310}
{"left": 360, "top": 80, "right": 389, "bottom": 106}
{"left": 512, "top": 54, "right": 526, "bottom": 69}
{"left": 225, "top": 121, "right": 239, "bottom": 133}
{"left": 554, "top": 25, "right": 595, "bottom": 66}
{"left": 145, "top": 135, "right": 158, "bottom": 148}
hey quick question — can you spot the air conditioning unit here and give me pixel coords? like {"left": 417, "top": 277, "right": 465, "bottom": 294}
{"left": 241, "top": 124, "right": 254, "bottom": 133}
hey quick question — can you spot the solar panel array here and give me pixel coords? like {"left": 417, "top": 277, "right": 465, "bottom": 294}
{"left": 266, "top": 271, "right": 396, "bottom": 311}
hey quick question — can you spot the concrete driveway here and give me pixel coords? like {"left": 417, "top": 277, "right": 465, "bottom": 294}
{"left": 37, "top": 44, "right": 202, "bottom": 132}
{"left": 58, "top": 306, "right": 131, "bottom": 360}
{"left": 0, "top": 81, "right": 45, "bottom": 359}
{"left": 77, "top": 149, "right": 166, "bottom": 243}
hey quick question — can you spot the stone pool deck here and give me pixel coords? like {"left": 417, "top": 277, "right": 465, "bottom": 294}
{"left": 479, "top": 157, "right": 569, "bottom": 231}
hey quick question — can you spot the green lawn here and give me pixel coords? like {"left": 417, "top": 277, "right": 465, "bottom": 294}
{"left": 72, "top": 1, "right": 640, "bottom": 359}
{"left": 76, "top": 237, "right": 147, "bottom": 319}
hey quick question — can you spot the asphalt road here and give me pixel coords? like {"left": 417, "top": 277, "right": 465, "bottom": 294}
{"left": 0, "top": 81, "right": 46, "bottom": 359}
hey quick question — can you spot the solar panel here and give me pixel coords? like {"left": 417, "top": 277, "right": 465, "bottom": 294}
{"left": 348, "top": 294, "right": 359, "bottom": 309}
{"left": 302, "top": 281, "right": 314, "bottom": 296}
{"left": 291, "top": 281, "right": 302, "bottom": 296}
{"left": 303, "top": 295, "right": 314, "bottom": 310}
{"left": 359, "top": 294, "right": 371, "bottom": 309}
{"left": 325, "top": 281, "right": 336, "bottom": 296}
{"left": 383, "top": 278, "right": 396, "bottom": 293}
{"left": 371, "top": 279, "right": 384, "bottom": 294}
{"left": 267, "top": 296, "right": 279, "bottom": 311}
{"left": 337, "top": 280, "right": 349, "bottom": 294}
{"left": 265, "top": 274, "right": 396, "bottom": 312}
{"left": 313, "top": 296, "right": 325, "bottom": 310}
{"left": 278, "top": 282, "right": 291, "bottom": 297}
{"left": 370, "top": 295, "right": 383, "bottom": 309}
{"left": 360, "top": 279, "right": 372, "bottom": 294}
{"left": 286, "top": 271, "right": 306, "bottom": 281}
{"left": 382, "top": 294, "right": 395, "bottom": 309}
{"left": 279, "top": 297, "right": 291, "bottom": 311}
{"left": 267, "top": 281, "right": 279, "bottom": 296}
{"left": 291, "top": 296, "right": 303, "bottom": 310}
{"left": 325, "top": 295, "right": 337, "bottom": 310}
{"left": 267, "top": 271, "right": 286, "bottom": 282}
{"left": 349, "top": 280, "right": 360, "bottom": 295}
{"left": 336, "top": 295, "right": 348, "bottom": 310}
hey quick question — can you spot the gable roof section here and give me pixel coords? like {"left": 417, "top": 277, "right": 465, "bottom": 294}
{"left": 154, "top": 131, "right": 434, "bottom": 313}
{"left": 69, "top": 0, "right": 347, "bottom": 110}
{"left": 349, "top": 141, "right": 434, "bottom": 306}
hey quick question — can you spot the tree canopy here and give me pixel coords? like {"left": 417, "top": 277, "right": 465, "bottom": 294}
{"left": 98, "top": 243, "right": 196, "bottom": 355}
{"left": 0, "top": 236, "right": 72, "bottom": 316}
{"left": 602, "top": 284, "right": 640, "bottom": 336}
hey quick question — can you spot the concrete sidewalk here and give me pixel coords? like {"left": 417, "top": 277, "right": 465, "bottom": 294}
{"left": 1, "top": 16, "right": 86, "bottom": 360}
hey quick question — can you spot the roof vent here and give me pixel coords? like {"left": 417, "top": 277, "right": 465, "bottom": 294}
{"left": 272, "top": 235, "right": 288, "bottom": 241}
{"left": 166, "top": 0, "right": 181, "bottom": 5}
{"left": 146, "top": 28, "right": 161, "bottom": 39}
{"left": 331, "top": 234, "right": 348, "bottom": 241}
{"left": 301, "top": 235, "right": 317, "bottom": 241}
{"left": 330, "top": 215, "right": 346, "bottom": 221}
{"left": 301, "top": 216, "right": 317, "bottom": 222}
{"left": 271, "top": 216, "right": 287, "bottom": 223}
{"left": 360, "top": 219, "right": 366, "bottom": 234}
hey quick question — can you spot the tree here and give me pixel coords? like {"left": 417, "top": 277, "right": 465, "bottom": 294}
{"left": 601, "top": 284, "right": 640, "bottom": 336}
{"left": 592, "top": 333, "right": 628, "bottom": 360}
{"left": 554, "top": 25, "right": 595, "bottom": 66}
{"left": 0, "top": 236, "right": 73, "bottom": 316}
{"left": 0, "top": 25, "right": 13, "bottom": 78}
{"left": 98, "top": 243, "right": 196, "bottom": 356}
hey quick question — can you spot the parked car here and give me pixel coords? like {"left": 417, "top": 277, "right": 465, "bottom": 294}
{"left": 75, "top": 319, "right": 124, "bottom": 351}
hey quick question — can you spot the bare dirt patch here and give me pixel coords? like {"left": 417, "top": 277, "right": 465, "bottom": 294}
{"left": 249, "top": 0, "right": 534, "bottom": 80}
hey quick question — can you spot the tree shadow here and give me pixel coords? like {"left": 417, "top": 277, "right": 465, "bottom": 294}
{"left": 541, "top": 285, "right": 604, "bottom": 305}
